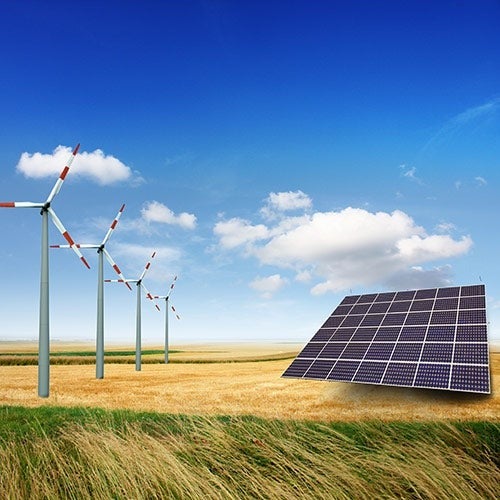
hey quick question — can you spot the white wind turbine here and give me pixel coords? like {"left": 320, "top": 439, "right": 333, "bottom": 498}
{"left": 0, "top": 144, "right": 89, "bottom": 397}
{"left": 153, "top": 275, "right": 180, "bottom": 364}
{"left": 106, "top": 251, "right": 160, "bottom": 371}
{"left": 51, "top": 204, "right": 131, "bottom": 379}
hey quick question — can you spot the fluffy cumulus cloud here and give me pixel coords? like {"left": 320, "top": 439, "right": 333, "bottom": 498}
{"left": 141, "top": 201, "right": 197, "bottom": 229}
{"left": 260, "top": 190, "right": 312, "bottom": 219}
{"left": 16, "top": 145, "right": 138, "bottom": 185}
{"left": 384, "top": 265, "right": 453, "bottom": 290}
{"left": 214, "top": 191, "right": 473, "bottom": 294}
{"left": 213, "top": 218, "right": 269, "bottom": 249}
{"left": 249, "top": 274, "right": 288, "bottom": 298}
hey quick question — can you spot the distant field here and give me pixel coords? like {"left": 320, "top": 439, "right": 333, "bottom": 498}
{"left": 0, "top": 342, "right": 497, "bottom": 421}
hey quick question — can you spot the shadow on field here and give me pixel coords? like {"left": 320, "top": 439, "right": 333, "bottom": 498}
{"left": 322, "top": 381, "right": 491, "bottom": 405}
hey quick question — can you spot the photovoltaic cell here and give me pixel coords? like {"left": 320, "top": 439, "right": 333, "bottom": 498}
{"left": 354, "top": 362, "right": 387, "bottom": 383}
{"left": 311, "top": 329, "right": 335, "bottom": 342}
{"left": 415, "top": 288, "right": 437, "bottom": 299}
{"left": 426, "top": 326, "right": 455, "bottom": 342}
{"left": 282, "top": 284, "right": 490, "bottom": 394}
{"left": 327, "top": 360, "right": 360, "bottom": 380}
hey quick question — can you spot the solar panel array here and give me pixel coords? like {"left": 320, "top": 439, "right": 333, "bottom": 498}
{"left": 283, "top": 284, "right": 491, "bottom": 393}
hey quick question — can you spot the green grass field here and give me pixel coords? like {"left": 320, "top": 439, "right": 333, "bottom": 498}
{"left": 0, "top": 405, "right": 498, "bottom": 499}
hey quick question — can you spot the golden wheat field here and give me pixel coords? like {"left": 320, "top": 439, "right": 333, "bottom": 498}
{"left": 0, "top": 342, "right": 498, "bottom": 421}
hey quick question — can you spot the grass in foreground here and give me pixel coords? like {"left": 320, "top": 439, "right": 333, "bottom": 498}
{"left": 0, "top": 406, "right": 498, "bottom": 499}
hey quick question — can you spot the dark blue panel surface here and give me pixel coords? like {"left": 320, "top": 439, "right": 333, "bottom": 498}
{"left": 426, "top": 326, "right": 455, "bottom": 342}
{"left": 382, "top": 313, "right": 406, "bottom": 326}
{"left": 410, "top": 299, "right": 434, "bottom": 311}
{"left": 305, "top": 359, "right": 336, "bottom": 378}
{"left": 382, "top": 363, "right": 417, "bottom": 386}
{"left": 453, "top": 343, "right": 489, "bottom": 364}
{"left": 340, "top": 342, "right": 370, "bottom": 359}
{"left": 297, "top": 343, "right": 325, "bottom": 358}
{"left": 330, "top": 328, "right": 355, "bottom": 341}
{"left": 415, "top": 363, "right": 450, "bottom": 388}
{"left": 352, "top": 327, "right": 377, "bottom": 341}
{"left": 318, "top": 342, "right": 347, "bottom": 358}
{"left": 391, "top": 343, "right": 422, "bottom": 362}
{"left": 421, "top": 343, "right": 453, "bottom": 363}
{"left": 368, "top": 302, "right": 391, "bottom": 313}
{"left": 456, "top": 325, "right": 487, "bottom": 342}
{"left": 365, "top": 343, "right": 395, "bottom": 360}
{"left": 353, "top": 362, "right": 387, "bottom": 383}
{"left": 282, "top": 358, "right": 313, "bottom": 377}
{"left": 283, "top": 284, "right": 490, "bottom": 394}
{"left": 450, "top": 365, "right": 490, "bottom": 392}
{"left": 399, "top": 326, "right": 427, "bottom": 341}
{"left": 311, "top": 329, "right": 336, "bottom": 342}
{"left": 374, "top": 327, "right": 401, "bottom": 341}
{"left": 327, "top": 360, "right": 360, "bottom": 381}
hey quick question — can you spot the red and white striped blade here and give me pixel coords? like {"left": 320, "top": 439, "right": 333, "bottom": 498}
{"left": 141, "top": 282, "right": 161, "bottom": 311}
{"left": 45, "top": 143, "right": 80, "bottom": 204}
{"left": 171, "top": 303, "right": 181, "bottom": 320}
{"left": 50, "top": 243, "right": 99, "bottom": 249}
{"left": 139, "top": 251, "right": 156, "bottom": 281}
{"left": 166, "top": 275, "right": 178, "bottom": 299}
{"left": 47, "top": 207, "right": 90, "bottom": 269}
{"left": 102, "top": 248, "right": 133, "bottom": 290}
{"left": 101, "top": 203, "right": 125, "bottom": 246}
{"left": 0, "top": 201, "right": 44, "bottom": 208}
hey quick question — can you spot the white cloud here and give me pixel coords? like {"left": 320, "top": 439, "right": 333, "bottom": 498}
{"left": 295, "top": 270, "right": 312, "bottom": 283}
{"left": 249, "top": 274, "right": 288, "bottom": 298}
{"left": 16, "top": 145, "right": 139, "bottom": 185}
{"left": 475, "top": 176, "right": 487, "bottom": 187}
{"left": 213, "top": 217, "right": 269, "bottom": 249}
{"left": 141, "top": 201, "right": 197, "bottom": 229}
{"left": 214, "top": 194, "right": 473, "bottom": 295}
{"left": 435, "top": 222, "right": 456, "bottom": 233}
{"left": 400, "top": 165, "right": 422, "bottom": 184}
{"left": 261, "top": 190, "right": 312, "bottom": 219}
{"left": 384, "top": 265, "right": 453, "bottom": 290}
{"left": 455, "top": 180, "right": 462, "bottom": 190}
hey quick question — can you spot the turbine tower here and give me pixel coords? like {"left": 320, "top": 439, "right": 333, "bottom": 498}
{"left": 106, "top": 251, "right": 160, "bottom": 371}
{"left": 0, "top": 144, "right": 89, "bottom": 397}
{"left": 154, "top": 275, "right": 180, "bottom": 364}
{"left": 51, "top": 204, "right": 131, "bottom": 379}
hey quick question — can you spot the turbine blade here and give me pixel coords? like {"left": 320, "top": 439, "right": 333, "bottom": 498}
{"left": 50, "top": 244, "right": 99, "bottom": 249}
{"left": 141, "top": 283, "right": 161, "bottom": 311}
{"left": 48, "top": 207, "right": 90, "bottom": 269}
{"left": 101, "top": 203, "right": 125, "bottom": 246}
{"left": 139, "top": 251, "right": 156, "bottom": 281}
{"left": 171, "top": 304, "right": 181, "bottom": 320}
{"left": 45, "top": 143, "right": 80, "bottom": 204}
{"left": 0, "top": 201, "right": 44, "bottom": 208}
{"left": 102, "top": 248, "right": 133, "bottom": 290}
{"left": 166, "top": 275, "right": 178, "bottom": 299}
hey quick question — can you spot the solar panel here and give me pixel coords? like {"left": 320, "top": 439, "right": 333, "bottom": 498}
{"left": 283, "top": 284, "right": 491, "bottom": 394}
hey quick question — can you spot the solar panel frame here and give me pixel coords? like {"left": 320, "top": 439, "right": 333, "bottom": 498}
{"left": 283, "top": 284, "right": 491, "bottom": 394}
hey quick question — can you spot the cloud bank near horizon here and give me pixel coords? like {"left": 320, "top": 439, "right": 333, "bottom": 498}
{"left": 214, "top": 191, "right": 473, "bottom": 295}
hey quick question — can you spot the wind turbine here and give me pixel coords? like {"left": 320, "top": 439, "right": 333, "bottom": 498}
{"left": 0, "top": 144, "right": 89, "bottom": 397}
{"left": 50, "top": 204, "right": 131, "bottom": 379}
{"left": 106, "top": 251, "right": 160, "bottom": 371}
{"left": 153, "top": 275, "right": 180, "bottom": 364}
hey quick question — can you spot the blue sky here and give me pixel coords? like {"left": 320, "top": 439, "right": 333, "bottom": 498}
{"left": 0, "top": 1, "right": 499, "bottom": 344}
